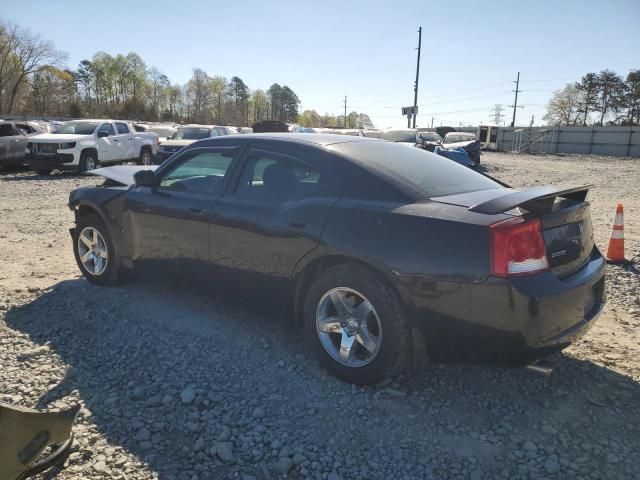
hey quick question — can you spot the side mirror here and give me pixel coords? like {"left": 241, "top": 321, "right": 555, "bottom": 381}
{"left": 134, "top": 169, "right": 157, "bottom": 187}
{"left": 97, "top": 131, "right": 109, "bottom": 138}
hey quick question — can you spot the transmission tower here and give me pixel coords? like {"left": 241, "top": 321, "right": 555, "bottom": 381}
{"left": 492, "top": 104, "right": 504, "bottom": 125}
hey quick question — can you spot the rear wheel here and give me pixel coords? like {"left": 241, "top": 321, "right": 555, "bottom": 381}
{"left": 304, "top": 264, "right": 410, "bottom": 384}
{"left": 79, "top": 151, "right": 98, "bottom": 172}
{"left": 72, "top": 214, "right": 120, "bottom": 285}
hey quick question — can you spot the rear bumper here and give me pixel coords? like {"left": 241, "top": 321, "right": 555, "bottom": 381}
{"left": 27, "top": 152, "right": 77, "bottom": 171}
{"left": 404, "top": 250, "right": 606, "bottom": 366}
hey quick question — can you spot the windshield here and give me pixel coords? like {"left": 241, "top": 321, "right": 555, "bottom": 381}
{"left": 150, "top": 127, "right": 176, "bottom": 137}
{"left": 379, "top": 130, "right": 417, "bottom": 143}
{"left": 171, "top": 127, "right": 211, "bottom": 140}
{"left": 333, "top": 141, "right": 501, "bottom": 197}
{"left": 55, "top": 121, "right": 98, "bottom": 135}
{"left": 419, "top": 132, "right": 442, "bottom": 142}
{"left": 444, "top": 133, "right": 476, "bottom": 143}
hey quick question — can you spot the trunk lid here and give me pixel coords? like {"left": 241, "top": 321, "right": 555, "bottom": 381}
{"left": 431, "top": 185, "right": 595, "bottom": 276}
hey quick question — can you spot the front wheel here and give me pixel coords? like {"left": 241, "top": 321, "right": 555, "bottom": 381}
{"left": 79, "top": 151, "right": 98, "bottom": 172}
{"left": 72, "top": 214, "right": 120, "bottom": 285}
{"left": 304, "top": 264, "right": 410, "bottom": 384}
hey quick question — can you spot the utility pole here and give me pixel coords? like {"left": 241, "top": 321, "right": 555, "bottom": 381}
{"left": 412, "top": 26, "right": 422, "bottom": 128}
{"left": 492, "top": 104, "right": 504, "bottom": 124}
{"left": 510, "top": 72, "right": 522, "bottom": 127}
{"left": 431, "top": 116, "right": 434, "bottom": 128}
{"left": 344, "top": 95, "right": 347, "bottom": 128}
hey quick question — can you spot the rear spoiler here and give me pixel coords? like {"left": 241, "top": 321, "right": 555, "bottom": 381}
{"left": 469, "top": 185, "right": 590, "bottom": 215}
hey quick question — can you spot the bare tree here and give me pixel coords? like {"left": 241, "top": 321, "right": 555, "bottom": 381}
{"left": 543, "top": 83, "right": 583, "bottom": 126}
{"left": 0, "top": 20, "right": 66, "bottom": 114}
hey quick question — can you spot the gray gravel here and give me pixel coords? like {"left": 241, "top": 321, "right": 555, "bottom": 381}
{"left": 1, "top": 154, "right": 639, "bottom": 480}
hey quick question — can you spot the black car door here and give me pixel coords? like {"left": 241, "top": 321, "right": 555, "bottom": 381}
{"left": 208, "top": 144, "right": 341, "bottom": 309}
{"left": 123, "top": 146, "right": 239, "bottom": 284}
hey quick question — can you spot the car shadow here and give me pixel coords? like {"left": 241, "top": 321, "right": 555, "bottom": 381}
{"left": 4, "top": 279, "right": 639, "bottom": 478}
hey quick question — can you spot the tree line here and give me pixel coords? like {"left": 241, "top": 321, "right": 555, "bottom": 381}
{"left": 544, "top": 69, "right": 640, "bottom": 127}
{"left": 297, "top": 109, "right": 374, "bottom": 129}
{"left": 0, "top": 19, "right": 309, "bottom": 126}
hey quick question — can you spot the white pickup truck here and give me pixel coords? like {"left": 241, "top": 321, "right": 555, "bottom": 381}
{"left": 26, "top": 119, "right": 158, "bottom": 175}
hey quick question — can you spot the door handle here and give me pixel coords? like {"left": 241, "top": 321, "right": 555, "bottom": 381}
{"left": 113, "top": 139, "right": 119, "bottom": 142}
{"left": 289, "top": 221, "right": 306, "bottom": 229}
{"left": 188, "top": 207, "right": 204, "bottom": 215}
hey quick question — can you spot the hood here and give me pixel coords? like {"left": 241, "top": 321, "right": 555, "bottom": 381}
{"left": 31, "top": 133, "right": 88, "bottom": 142}
{"left": 86, "top": 165, "right": 157, "bottom": 186}
{"left": 160, "top": 139, "right": 195, "bottom": 147}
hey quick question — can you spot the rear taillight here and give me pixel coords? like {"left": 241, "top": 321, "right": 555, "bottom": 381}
{"left": 490, "top": 217, "right": 549, "bottom": 277}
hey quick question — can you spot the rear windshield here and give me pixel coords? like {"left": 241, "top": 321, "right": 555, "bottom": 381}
{"left": 444, "top": 133, "right": 476, "bottom": 143}
{"left": 56, "top": 121, "right": 98, "bottom": 135}
{"left": 379, "top": 130, "right": 417, "bottom": 143}
{"left": 333, "top": 141, "right": 502, "bottom": 197}
{"left": 150, "top": 127, "right": 176, "bottom": 137}
{"left": 172, "top": 128, "right": 211, "bottom": 140}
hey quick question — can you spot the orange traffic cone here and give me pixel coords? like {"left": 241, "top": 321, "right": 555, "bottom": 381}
{"left": 606, "top": 203, "right": 627, "bottom": 264}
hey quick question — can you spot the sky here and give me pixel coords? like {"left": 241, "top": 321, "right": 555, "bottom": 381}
{"left": 2, "top": 0, "right": 639, "bottom": 128}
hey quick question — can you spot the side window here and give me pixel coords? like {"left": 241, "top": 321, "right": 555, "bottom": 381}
{"left": 0, "top": 124, "right": 15, "bottom": 136}
{"left": 115, "top": 122, "right": 130, "bottom": 134}
{"left": 236, "top": 153, "right": 322, "bottom": 202}
{"left": 97, "top": 123, "right": 115, "bottom": 136}
{"left": 217, "top": 128, "right": 227, "bottom": 136}
{"left": 209, "top": 129, "right": 219, "bottom": 137}
{"left": 15, "top": 124, "right": 34, "bottom": 133}
{"left": 159, "top": 150, "right": 234, "bottom": 195}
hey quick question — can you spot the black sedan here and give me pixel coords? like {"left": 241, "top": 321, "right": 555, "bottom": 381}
{"left": 68, "top": 134, "right": 605, "bottom": 384}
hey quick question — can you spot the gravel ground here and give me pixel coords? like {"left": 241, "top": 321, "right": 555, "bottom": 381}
{"left": 1, "top": 152, "right": 639, "bottom": 480}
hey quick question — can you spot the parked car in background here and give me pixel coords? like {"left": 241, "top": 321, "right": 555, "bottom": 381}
{"left": 155, "top": 125, "right": 234, "bottom": 163}
{"left": 68, "top": 134, "right": 605, "bottom": 384}
{"left": 0, "top": 121, "right": 45, "bottom": 168}
{"left": 26, "top": 119, "right": 158, "bottom": 174}
{"left": 441, "top": 132, "right": 481, "bottom": 168}
{"left": 378, "top": 128, "right": 418, "bottom": 145}
{"left": 252, "top": 120, "right": 295, "bottom": 133}
{"left": 134, "top": 123, "right": 178, "bottom": 143}
{"left": 416, "top": 130, "right": 443, "bottom": 152}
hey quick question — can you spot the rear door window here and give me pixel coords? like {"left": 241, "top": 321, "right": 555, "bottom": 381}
{"left": 235, "top": 152, "right": 322, "bottom": 202}
{"left": 115, "top": 122, "right": 130, "bottom": 134}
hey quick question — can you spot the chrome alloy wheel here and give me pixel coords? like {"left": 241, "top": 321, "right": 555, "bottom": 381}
{"left": 315, "top": 287, "right": 382, "bottom": 367}
{"left": 77, "top": 226, "right": 108, "bottom": 275}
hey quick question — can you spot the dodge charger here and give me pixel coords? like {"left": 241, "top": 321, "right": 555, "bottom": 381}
{"left": 68, "top": 134, "right": 605, "bottom": 384}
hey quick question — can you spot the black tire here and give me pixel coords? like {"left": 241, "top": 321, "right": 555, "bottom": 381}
{"left": 35, "top": 169, "right": 52, "bottom": 175}
{"left": 72, "top": 213, "right": 120, "bottom": 285}
{"left": 79, "top": 151, "right": 99, "bottom": 172}
{"left": 138, "top": 147, "right": 153, "bottom": 166}
{"left": 303, "top": 264, "right": 410, "bottom": 385}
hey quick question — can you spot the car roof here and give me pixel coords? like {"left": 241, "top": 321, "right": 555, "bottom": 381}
{"left": 215, "top": 132, "right": 376, "bottom": 147}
